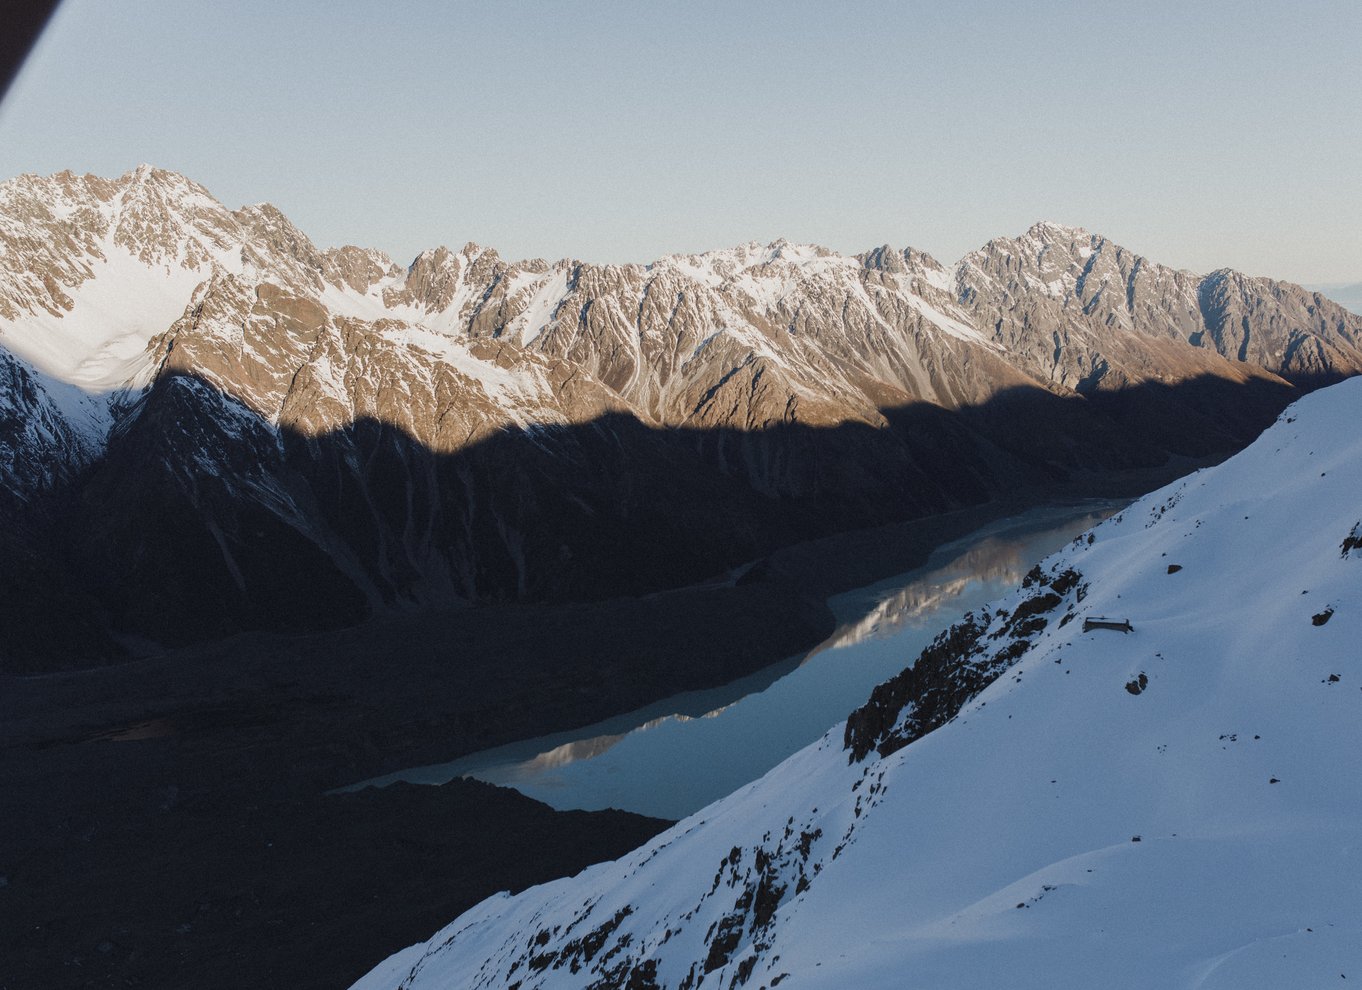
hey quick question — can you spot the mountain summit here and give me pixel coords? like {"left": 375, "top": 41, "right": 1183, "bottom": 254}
{"left": 2, "top": 167, "right": 1360, "bottom": 665}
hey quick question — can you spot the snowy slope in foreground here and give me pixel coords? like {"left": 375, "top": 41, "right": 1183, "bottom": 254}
{"left": 354, "top": 378, "right": 1362, "bottom": 990}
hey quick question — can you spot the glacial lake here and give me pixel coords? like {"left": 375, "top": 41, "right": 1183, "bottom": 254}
{"left": 346, "top": 500, "right": 1122, "bottom": 819}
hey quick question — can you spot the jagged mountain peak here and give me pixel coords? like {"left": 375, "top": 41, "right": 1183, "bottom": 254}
{"left": 402, "top": 242, "right": 506, "bottom": 278}
{"left": 653, "top": 238, "right": 837, "bottom": 272}
{"left": 123, "top": 161, "right": 170, "bottom": 182}
{"left": 2, "top": 166, "right": 1360, "bottom": 384}
{"left": 434, "top": 240, "right": 504, "bottom": 259}
{"left": 3, "top": 163, "right": 1362, "bottom": 677}
{"left": 113, "top": 166, "right": 229, "bottom": 222}
{"left": 856, "top": 243, "right": 949, "bottom": 278}
{"left": 1022, "top": 218, "right": 1097, "bottom": 242}
{"left": 965, "top": 220, "right": 1110, "bottom": 267}
{"left": 653, "top": 237, "right": 944, "bottom": 281}
{"left": 758, "top": 237, "right": 839, "bottom": 263}
{"left": 323, "top": 245, "right": 401, "bottom": 294}
{"left": 4, "top": 165, "right": 1362, "bottom": 546}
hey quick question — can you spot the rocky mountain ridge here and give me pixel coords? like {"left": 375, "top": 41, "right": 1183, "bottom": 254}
{"left": 2, "top": 166, "right": 1360, "bottom": 666}
{"left": 5, "top": 167, "right": 1359, "bottom": 444}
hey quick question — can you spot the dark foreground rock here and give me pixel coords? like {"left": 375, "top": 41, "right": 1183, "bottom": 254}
{"left": 1, "top": 754, "right": 667, "bottom": 990}
{"left": 0, "top": 554, "right": 839, "bottom": 990}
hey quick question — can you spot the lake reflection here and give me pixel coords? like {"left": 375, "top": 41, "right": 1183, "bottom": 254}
{"left": 349, "top": 501, "right": 1121, "bottom": 818}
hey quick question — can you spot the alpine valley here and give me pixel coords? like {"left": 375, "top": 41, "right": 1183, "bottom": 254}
{"left": 2, "top": 166, "right": 1360, "bottom": 989}
{"left": 3, "top": 166, "right": 1360, "bottom": 667}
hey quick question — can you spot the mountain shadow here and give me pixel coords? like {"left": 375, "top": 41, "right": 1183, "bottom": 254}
{"left": 1, "top": 361, "right": 1337, "bottom": 673}
{"left": 0, "top": 362, "right": 1345, "bottom": 990}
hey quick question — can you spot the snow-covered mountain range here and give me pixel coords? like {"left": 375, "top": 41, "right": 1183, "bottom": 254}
{"left": 2, "top": 166, "right": 1360, "bottom": 665}
{"left": 353, "top": 373, "right": 1362, "bottom": 990}
{"left": 4, "top": 168, "right": 1358, "bottom": 453}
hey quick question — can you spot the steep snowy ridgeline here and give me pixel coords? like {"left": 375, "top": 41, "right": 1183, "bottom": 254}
{"left": 0, "top": 238, "right": 206, "bottom": 392}
{"left": 0, "top": 166, "right": 368, "bottom": 463}
{"left": 354, "top": 377, "right": 1362, "bottom": 990}
{"left": 0, "top": 167, "right": 259, "bottom": 391}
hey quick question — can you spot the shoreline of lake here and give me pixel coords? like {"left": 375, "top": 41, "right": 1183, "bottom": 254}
{"left": 345, "top": 498, "right": 1125, "bottom": 816}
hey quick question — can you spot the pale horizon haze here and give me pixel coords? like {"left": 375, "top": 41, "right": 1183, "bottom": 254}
{"left": 1, "top": 0, "right": 1358, "bottom": 285}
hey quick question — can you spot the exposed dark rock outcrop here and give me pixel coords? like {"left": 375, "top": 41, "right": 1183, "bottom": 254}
{"left": 845, "top": 566, "right": 1084, "bottom": 762}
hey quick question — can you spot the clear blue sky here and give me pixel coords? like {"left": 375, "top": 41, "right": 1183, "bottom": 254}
{"left": 1, "top": 0, "right": 1358, "bottom": 284}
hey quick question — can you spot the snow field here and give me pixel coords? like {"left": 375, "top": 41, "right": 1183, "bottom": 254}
{"left": 355, "top": 377, "right": 1362, "bottom": 989}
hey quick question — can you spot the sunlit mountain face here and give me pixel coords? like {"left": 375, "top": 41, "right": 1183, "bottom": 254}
{"left": 4, "top": 167, "right": 1359, "bottom": 669}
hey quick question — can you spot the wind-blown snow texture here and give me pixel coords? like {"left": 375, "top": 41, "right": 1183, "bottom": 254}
{"left": 354, "top": 377, "right": 1362, "bottom": 989}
